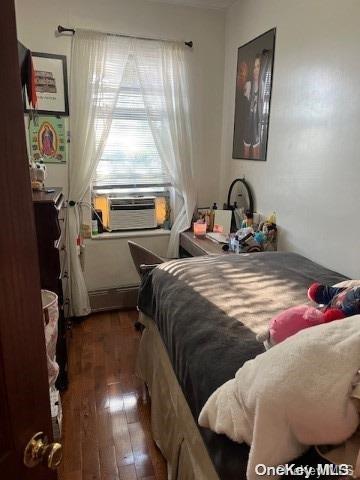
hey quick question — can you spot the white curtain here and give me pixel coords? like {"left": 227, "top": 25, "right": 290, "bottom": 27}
{"left": 133, "top": 39, "right": 196, "bottom": 258}
{"left": 67, "top": 31, "right": 195, "bottom": 315}
{"left": 67, "top": 29, "right": 130, "bottom": 316}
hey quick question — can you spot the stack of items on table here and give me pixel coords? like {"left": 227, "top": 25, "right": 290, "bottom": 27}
{"left": 228, "top": 210, "right": 277, "bottom": 253}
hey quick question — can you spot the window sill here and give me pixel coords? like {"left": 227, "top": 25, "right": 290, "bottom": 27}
{"left": 89, "top": 228, "right": 171, "bottom": 240}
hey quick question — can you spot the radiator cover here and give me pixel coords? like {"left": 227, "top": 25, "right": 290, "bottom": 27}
{"left": 89, "top": 286, "right": 138, "bottom": 312}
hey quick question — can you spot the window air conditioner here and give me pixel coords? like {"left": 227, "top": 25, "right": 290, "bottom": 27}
{"left": 108, "top": 197, "right": 157, "bottom": 231}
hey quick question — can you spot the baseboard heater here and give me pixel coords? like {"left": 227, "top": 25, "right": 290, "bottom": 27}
{"left": 89, "top": 286, "right": 139, "bottom": 312}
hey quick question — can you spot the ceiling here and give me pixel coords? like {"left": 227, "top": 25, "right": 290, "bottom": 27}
{"left": 145, "top": 0, "right": 236, "bottom": 9}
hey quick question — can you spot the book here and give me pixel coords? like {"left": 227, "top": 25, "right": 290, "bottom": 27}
{"left": 206, "top": 232, "right": 228, "bottom": 244}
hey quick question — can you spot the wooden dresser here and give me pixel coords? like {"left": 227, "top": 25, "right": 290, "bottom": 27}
{"left": 32, "top": 188, "right": 70, "bottom": 390}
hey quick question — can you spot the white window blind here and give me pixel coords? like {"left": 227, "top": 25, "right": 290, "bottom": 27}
{"left": 93, "top": 53, "right": 171, "bottom": 189}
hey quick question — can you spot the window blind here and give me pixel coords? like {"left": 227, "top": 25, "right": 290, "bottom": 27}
{"left": 93, "top": 54, "right": 171, "bottom": 189}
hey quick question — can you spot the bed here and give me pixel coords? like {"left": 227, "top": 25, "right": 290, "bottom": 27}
{"left": 136, "top": 252, "right": 347, "bottom": 479}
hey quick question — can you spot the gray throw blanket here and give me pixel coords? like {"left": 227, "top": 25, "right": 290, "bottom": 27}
{"left": 138, "top": 252, "right": 347, "bottom": 480}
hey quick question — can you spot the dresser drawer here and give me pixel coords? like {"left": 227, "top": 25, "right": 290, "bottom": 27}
{"left": 33, "top": 188, "right": 69, "bottom": 390}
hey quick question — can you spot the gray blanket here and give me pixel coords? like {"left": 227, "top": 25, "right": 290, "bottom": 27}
{"left": 138, "top": 252, "right": 347, "bottom": 479}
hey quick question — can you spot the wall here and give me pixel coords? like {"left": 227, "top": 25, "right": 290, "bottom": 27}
{"left": 15, "top": 0, "right": 225, "bottom": 290}
{"left": 15, "top": 0, "right": 225, "bottom": 206}
{"left": 84, "top": 232, "right": 170, "bottom": 290}
{"left": 220, "top": 0, "right": 360, "bottom": 278}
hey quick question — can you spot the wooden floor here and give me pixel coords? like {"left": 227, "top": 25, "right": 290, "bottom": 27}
{"left": 58, "top": 310, "right": 167, "bottom": 480}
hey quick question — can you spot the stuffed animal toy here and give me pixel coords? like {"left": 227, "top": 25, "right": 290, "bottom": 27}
{"left": 29, "top": 160, "right": 47, "bottom": 190}
{"left": 257, "top": 283, "right": 360, "bottom": 348}
{"left": 257, "top": 305, "right": 332, "bottom": 349}
{"left": 307, "top": 283, "right": 360, "bottom": 317}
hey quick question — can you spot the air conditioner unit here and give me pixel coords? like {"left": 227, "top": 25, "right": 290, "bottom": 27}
{"left": 108, "top": 197, "right": 157, "bottom": 231}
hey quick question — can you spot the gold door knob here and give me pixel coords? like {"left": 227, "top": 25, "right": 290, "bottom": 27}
{"left": 24, "top": 432, "right": 63, "bottom": 470}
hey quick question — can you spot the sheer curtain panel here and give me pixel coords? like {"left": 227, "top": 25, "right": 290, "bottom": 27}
{"left": 134, "top": 39, "right": 196, "bottom": 258}
{"left": 67, "top": 30, "right": 130, "bottom": 316}
{"left": 67, "top": 30, "right": 195, "bottom": 316}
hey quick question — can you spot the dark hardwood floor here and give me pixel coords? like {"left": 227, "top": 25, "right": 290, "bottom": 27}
{"left": 58, "top": 310, "right": 167, "bottom": 480}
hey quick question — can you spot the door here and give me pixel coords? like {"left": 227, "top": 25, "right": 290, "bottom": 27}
{"left": 0, "top": 1, "right": 59, "bottom": 479}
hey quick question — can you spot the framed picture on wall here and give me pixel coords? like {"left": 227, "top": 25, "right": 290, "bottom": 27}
{"left": 232, "top": 28, "right": 276, "bottom": 161}
{"left": 24, "top": 52, "right": 69, "bottom": 116}
{"left": 28, "top": 115, "right": 67, "bottom": 164}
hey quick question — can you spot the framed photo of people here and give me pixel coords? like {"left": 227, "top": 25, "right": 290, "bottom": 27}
{"left": 24, "top": 52, "right": 69, "bottom": 116}
{"left": 232, "top": 28, "right": 276, "bottom": 161}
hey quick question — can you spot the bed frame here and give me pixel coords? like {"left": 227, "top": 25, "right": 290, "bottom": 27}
{"left": 136, "top": 312, "right": 219, "bottom": 480}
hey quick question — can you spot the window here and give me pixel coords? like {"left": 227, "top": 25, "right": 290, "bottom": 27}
{"left": 93, "top": 54, "right": 171, "bottom": 191}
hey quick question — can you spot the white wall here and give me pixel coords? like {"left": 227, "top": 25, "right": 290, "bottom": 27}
{"left": 84, "top": 233, "right": 170, "bottom": 290}
{"left": 15, "top": 0, "right": 225, "bottom": 207}
{"left": 15, "top": 0, "right": 225, "bottom": 290}
{"left": 220, "top": 0, "right": 360, "bottom": 278}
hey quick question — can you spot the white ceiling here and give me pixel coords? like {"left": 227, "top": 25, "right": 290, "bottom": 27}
{"left": 145, "top": 0, "right": 236, "bottom": 10}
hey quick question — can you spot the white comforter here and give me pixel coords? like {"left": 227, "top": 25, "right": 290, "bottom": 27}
{"left": 198, "top": 315, "right": 360, "bottom": 480}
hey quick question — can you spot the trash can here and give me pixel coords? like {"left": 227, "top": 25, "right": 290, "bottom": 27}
{"left": 41, "top": 290, "right": 59, "bottom": 387}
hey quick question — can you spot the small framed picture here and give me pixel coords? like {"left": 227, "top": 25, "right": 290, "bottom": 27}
{"left": 25, "top": 52, "right": 69, "bottom": 116}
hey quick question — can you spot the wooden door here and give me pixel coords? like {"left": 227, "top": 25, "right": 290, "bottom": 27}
{"left": 0, "top": 1, "right": 58, "bottom": 479}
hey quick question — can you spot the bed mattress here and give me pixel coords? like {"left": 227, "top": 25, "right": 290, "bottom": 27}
{"left": 138, "top": 252, "right": 347, "bottom": 479}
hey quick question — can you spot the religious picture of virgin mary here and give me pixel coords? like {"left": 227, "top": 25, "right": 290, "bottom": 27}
{"left": 29, "top": 116, "right": 66, "bottom": 164}
{"left": 39, "top": 123, "right": 56, "bottom": 157}
{"left": 233, "top": 29, "right": 276, "bottom": 161}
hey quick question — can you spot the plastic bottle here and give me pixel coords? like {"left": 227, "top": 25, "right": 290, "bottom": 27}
{"left": 205, "top": 211, "right": 211, "bottom": 229}
{"left": 92, "top": 219, "right": 98, "bottom": 236}
{"left": 91, "top": 211, "right": 99, "bottom": 236}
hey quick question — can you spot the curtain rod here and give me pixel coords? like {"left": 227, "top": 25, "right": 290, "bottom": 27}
{"left": 57, "top": 25, "right": 193, "bottom": 48}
